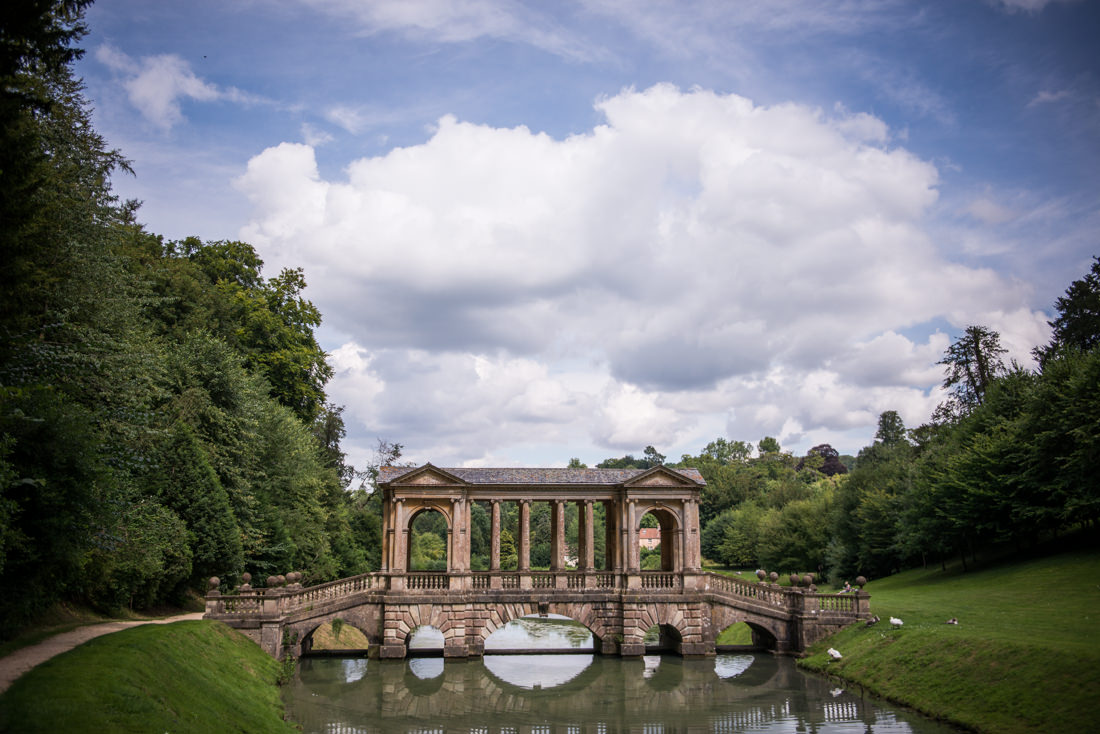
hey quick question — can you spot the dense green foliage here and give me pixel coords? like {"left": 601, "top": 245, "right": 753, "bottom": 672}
{"left": 801, "top": 544, "right": 1100, "bottom": 733}
{"left": 0, "top": 621, "right": 296, "bottom": 733}
{"left": 0, "top": 2, "right": 378, "bottom": 635}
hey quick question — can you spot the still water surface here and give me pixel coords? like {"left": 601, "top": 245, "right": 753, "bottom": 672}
{"left": 283, "top": 617, "right": 959, "bottom": 733}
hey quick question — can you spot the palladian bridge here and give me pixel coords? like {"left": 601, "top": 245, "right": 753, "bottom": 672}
{"left": 205, "top": 464, "right": 869, "bottom": 659}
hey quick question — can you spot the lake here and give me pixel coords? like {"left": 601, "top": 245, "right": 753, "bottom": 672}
{"left": 283, "top": 616, "right": 959, "bottom": 733}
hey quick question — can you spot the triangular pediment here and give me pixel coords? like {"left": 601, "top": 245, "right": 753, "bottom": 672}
{"left": 623, "top": 465, "right": 701, "bottom": 487}
{"left": 384, "top": 463, "right": 468, "bottom": 487}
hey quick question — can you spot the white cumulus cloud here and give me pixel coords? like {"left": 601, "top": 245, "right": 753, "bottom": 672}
{"left": 95, "top": 45, "right": 266, "bottom": 130}
{"left": 235, "top": 84, "right": 1048, "bottom": 466}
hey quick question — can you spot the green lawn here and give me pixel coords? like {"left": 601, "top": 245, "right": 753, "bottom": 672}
{"left": 800, "top": 547, "right": 1100, "bottom": 733}
{"left": 0, "top": 621, "right": 295, "bottom": 733}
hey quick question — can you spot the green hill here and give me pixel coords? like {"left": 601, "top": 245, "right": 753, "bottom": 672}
{"left": 0, "top": 621, "right": 294, "bottom": 733}
{"left": 801, "top": 546, "right": 1100, "bottom": 733}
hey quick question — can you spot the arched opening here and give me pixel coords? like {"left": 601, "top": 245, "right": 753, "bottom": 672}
{"left": 407, "top": 508, "right": 449, "bottom": 571}
{"left": 642, "top": 623, "right": 683, "bottom": 653}
{"left": 639, "top": 508, "right": 678, "bottom": 571}
{"left": 717, "top": 620, "right": 776, "bottom": 651}
{"left": 407, "top": 625, "right": 444, "bottom": 656}
{"left": 716, "top": 621, "right": 753, "bottom": 647}
{"left": 302, "top": 618, "right": 371, "bottom": 656}
{"left": 484, "top": 613, "right": 594, "bottom": 653}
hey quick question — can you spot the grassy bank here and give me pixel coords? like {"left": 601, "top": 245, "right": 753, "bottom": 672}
{"left": 800, "top": 547, "right": 1100, "bottom": 733}
{"left": 0, "top": 621, "right": 295, "bottom": 733}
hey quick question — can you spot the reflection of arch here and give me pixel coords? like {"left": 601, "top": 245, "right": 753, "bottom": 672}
{"left": 636, "top": 503, "right": 681, "bottom": 571}
{"left": 642, "top": 653, "right": 684, "bottom": 691}
{"left": 406, "top": 505, "right": 451, "bottom": 572}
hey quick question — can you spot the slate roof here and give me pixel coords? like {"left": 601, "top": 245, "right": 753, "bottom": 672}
{"left": 377, "top": 465, "right": 705, "bottom": 486}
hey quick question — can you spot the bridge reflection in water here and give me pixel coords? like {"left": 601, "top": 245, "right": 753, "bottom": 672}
{"left": 283, "top": 650, "right": 959, "bottom": 734}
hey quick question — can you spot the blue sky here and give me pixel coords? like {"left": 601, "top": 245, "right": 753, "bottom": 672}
{"left": 77, "top": 0, "right": 1099, "bottom": 469}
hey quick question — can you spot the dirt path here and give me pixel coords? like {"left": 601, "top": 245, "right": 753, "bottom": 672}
{"left": 0, "top": 612, "right": 204, "bottom": 694}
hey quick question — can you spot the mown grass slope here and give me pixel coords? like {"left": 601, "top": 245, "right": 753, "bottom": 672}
{"left": 0, "top": 620, "right": 295, "bottom": 733}
{"left": 801, "top": 547, "right": 1100, "bottom": 733}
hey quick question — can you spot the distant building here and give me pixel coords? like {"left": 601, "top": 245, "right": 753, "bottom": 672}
{"left": 639, "top": 527, "right": 661, "bottom": 550}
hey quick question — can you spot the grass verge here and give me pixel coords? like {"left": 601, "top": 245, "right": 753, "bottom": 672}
{"left": 800, "top": 547, "right": 1100, "bottom": 733}
{"left": 0, "top": 597, "right": 205, "bottom": 659}
{"left": 0, "top": 620, "right": 295, "bottom": 733}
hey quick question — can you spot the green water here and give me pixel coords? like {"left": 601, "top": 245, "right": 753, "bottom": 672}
{"left": 283, "top": 651, "right": 960, "bottom": 733}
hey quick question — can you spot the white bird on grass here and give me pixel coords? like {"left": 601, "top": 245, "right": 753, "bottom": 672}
{"left": 827, "top": 648, "right": 842, "bottom": 660}
{"left": 890, "top": 617, "right": 903, "bottom": 628}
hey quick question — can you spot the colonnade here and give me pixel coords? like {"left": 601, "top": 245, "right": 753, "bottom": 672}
{"left": 376, "top": 465, "right": 705, "bottom": 578}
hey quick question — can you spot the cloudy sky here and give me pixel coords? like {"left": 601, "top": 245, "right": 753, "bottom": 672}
{"left": 78, "top": 0, "right": 1099, "bottom": 469}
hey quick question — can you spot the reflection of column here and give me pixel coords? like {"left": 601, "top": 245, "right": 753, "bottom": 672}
{"left": 581, "top": 500, "right": 595, "bottom": 571}
{"left": 490, "top": 500, "right": 501, "bottom": 571}
{"left": 518, "top": 500, "right": 531, "bottom": 571}
{"left": 551, "top": 500, "right": 566, "bottom": 570}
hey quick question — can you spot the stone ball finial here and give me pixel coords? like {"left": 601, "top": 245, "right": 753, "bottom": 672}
{"left": 789, "top": 574, "right": 801, "bottom": 586}
{"left": 242, "top": 572, "right": 252, "bottom": 584}
{"left": 276, "top": 574, "right": 286, "bottom": 587}
{"left": 267, "top": 575, "right": 279, "bottom": 588}
{"left": 756, "top": 569, "right": 767, "bottom": 581}
{"left": 803, "top": 574, "right": 814, "bottom": 587}
{"left": 855, "top": 576, "right": 868, "bottom": 588}
{"left": 287, "top": 571, "right": 300, "bottom": 584}
{"left": 208, "top": 576, "right": 220, "bottom": 590}
{"left": 769, "top": 571, "right": 779, "bottom": 583}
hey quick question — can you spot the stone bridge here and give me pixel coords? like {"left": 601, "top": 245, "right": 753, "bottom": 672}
{"left": 204, "top": 465, "right": 869, "bottom": 657}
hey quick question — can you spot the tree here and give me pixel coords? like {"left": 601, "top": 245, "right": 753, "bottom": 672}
{"left": 642, "top": 445, "right": 666, "bottom": 466}
{"left": 936, "top": 325, "right": 1008, "bottom": 420}
{"left": 700, "top": 438, "right": 752, "bottom": 465}
{"left": 566, "top": 457, "right": 587, "bottom": 468}
{"left": 797, "top": 444, "right": 848, "bottom": 476}
{"left": 875, "top": 410, "right": 908, "bottom": 446}
{"left": 758, "top": 437, "right": 781, "bottom": 455}
{"left": 1037, "top": 256, "right": 1100, "bottom": 362}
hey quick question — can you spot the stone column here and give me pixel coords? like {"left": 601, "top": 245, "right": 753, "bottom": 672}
{"left": 394, "top": 499, "right": 407, "bottom": 572}
{"left": 551, "top": 500, "right": 566, "bottom": 571}
{"left": 518, "top": 500, "right": 531, "bottom": 571}
{"left": 581, "top": 500, "right": 595, "bottom": 571}
{"left": 380, "top": 493, "right": 391, "bottom": 572}
{"left": 684, "top": 498, "right": 701, "bottom": 571}
{"left": 447, "top": 500, "right": 457, "bottom": 572}
{"left": 627, "top": 500, "right": 638, "bottom": 572}
{"left": 490, "top": 500, "right": 501, "bottom": 571}
{"left": 604, "top": 500, "right": 618, "bottom": 572}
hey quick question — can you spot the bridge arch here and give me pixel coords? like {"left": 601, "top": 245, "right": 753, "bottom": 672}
{"left": 710, "top": 602, "right": 784, "bottom": 651}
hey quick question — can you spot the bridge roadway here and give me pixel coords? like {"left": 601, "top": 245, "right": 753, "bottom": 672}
{"left": 204, "top": 569, "right": 869, "bottom": 659}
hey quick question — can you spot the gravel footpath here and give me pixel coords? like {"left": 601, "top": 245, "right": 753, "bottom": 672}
{"left": 0, "top": 612, "right": 205, "bottom": 694}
